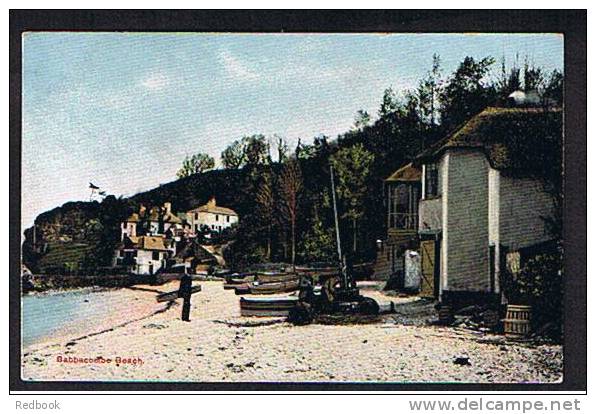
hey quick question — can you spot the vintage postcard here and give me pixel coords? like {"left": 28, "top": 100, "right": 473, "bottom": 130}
{"left": 17, "top": 25, "right": 573, "bottom": 387}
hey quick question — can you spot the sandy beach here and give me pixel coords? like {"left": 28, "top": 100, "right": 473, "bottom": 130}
{"left": 22, "top": 281, "right": 563, "bottom": 383}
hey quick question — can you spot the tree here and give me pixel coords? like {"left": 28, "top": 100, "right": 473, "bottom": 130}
{"left": 299, "top": 218, "right": 335, "bottom": 264}
{"left": 378, "top": 87, "right": 399, "bottom": 118}
{"left": 221, "top": 140, "right": 246, "bottom": 169}
{"left": 439, "top": 56, "right": 497, "bottom": 129}
{"left": 176, "top": 153, "right": 215, "bottom": 178}
{"left": 329, "top": 143, "right": 375, "bottom": 255}
{"left": 543, "top": 69, "right": 563, "bottom": 106}
{"left": 295, "top": 138, "right": 316, "bottom": 160}
{"left": 278, "top": 159, "right": 303, "bottom": 269}
{"left": 255, "top": 169, "right": 275, "bottom": 261}
{"left": 353, "top": 110, "right": 371, "bottom": 130}
{"left": 242, "top": 134, "right": 269, "bottom": 167}
{"left": 272, "top": 134, "right": 289, "bottom": 163}
{"left": 417, "top": 53, "right": 442, "bottom": 126}
{"left": 523, "top": 64, "right": 544, "bottom": 92}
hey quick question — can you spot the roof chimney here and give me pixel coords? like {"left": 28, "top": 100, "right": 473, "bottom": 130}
{"left": 139, "top": 204, "right": 146, "bottom": 216}
{"left": 164, "top": 202, "right": 172, "bottom": 215}
{"left": 507, "top": 90, "right": 542, "bottom": 107}
{"left": 207, "top": 197, "right": 216, "bottom": 208}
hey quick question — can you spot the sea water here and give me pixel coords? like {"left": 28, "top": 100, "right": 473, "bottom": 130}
{"left": 21, "top": 288, "right": 111, "bottom": 348}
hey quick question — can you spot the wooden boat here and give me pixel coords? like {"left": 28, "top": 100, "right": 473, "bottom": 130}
{"left": 254, "top": 272, "right": 299, "bottom": 284}
{"left": 240, "top": 296, "right": 299, "bottom": 317}
{"left": 234, "top": 284, "right": 252, "bottom": 295}
{"left": 295, "top": 265, "right": 337, "bottom": 273}
{"left": 249, "top": 279, "right": 300, "bottom": 295}
{"left": 224, "top": 273, "right": 255, "bottom": 284}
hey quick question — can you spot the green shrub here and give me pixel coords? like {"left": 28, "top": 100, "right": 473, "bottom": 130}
{"left": 503, "top": 247, "right": 563, "bottom": 340}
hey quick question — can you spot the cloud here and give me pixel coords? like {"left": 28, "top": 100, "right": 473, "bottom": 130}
{"left": 219, "top": 50, "right": 259, "bottom": 81}
{"left": 140, "top": 73, "right": 169, "bottom": 90}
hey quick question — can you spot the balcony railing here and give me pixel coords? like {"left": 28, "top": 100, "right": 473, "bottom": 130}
{"left": 388, "top": 212, "right": 418, "bottom": 230}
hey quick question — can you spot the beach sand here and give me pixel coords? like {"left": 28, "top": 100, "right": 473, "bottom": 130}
{"left": 21, "top": 281, "right": 562, "bottom": 383}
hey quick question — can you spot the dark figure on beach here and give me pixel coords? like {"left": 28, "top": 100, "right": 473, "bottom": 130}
{"left": 179, "top": 274, "right": 193, "bottom": 322}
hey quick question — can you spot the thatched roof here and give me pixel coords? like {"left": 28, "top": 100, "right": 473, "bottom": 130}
{"left": 385, "top": 162, "right": 421, "bottom": 182}
{"left": 415, "top": 107, "right": 562, "bottom": 177}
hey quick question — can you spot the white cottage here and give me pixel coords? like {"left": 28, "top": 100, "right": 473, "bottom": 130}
{"left": 113, "top": 235, "right": 174, "bottom": 275}
{"left": 416, "top": 107, "right": 562, "bottom": 303}
{"left": 186, "top": 197, "right": 238, "bottom": 235}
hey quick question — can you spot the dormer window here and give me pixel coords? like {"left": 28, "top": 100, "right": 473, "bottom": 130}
{"left": 424, "top": 163, "right": 441, "bottom": 198}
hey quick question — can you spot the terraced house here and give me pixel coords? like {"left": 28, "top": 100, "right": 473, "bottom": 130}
{"left": 114, "top": 202, "right": 184, "bottom": 275}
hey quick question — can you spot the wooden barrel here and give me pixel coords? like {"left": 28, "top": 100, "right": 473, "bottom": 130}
{"left": 438, "top": 304, "right": 453, "bottom": 324}
{"left": 503, "top": 304, "right": 532, "bottom": 338}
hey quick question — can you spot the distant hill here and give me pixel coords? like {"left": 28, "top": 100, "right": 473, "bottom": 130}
{"left": 21, "top": 168, "right": 254, "bottom": 274}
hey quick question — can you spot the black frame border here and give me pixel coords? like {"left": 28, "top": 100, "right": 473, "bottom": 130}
{"left": 9, "top": 9, "right": 587, "bottom": 393}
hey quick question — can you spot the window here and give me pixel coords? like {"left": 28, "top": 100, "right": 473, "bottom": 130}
{"left": 216, "top": 214, "right": 219, "bottom": 221}
{"left": 226, "top": 215, "right": 230, "bottom": 222}
{"left": 152, "top": 251, "right": 160, "bottom": 260}
{"left": 425, "top": 163, "right": 440, "bottom": 198}
{"left": 387, "top": 183, "right": 419, "bottom": 230}
{"left": 195, "top": 213, "right": 198, "bottom": 220}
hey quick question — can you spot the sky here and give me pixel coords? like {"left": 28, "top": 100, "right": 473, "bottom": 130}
{"left": 22, "top": 33, "right": 564, "bottom": 230}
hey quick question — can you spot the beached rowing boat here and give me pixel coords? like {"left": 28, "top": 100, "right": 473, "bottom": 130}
{"left": 234, "top": 284, "right": 251, "bottom": 295}
{"left": 249, "top": 279, "right": 300, "bottom": 295}
{"left": 239, "top": 296, "right": 299, "bottom": 316}
{"left": 254, "top": 272, "right": 299, "bottom": 284}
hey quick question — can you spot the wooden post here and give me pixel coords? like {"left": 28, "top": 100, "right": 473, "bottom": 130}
{"left": 179, "top": 274, "right": 192, "bottom": 322}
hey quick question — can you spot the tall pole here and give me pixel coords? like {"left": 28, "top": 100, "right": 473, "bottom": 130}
{"left": 330, "top": 165, "right": 347, "bottom": 289}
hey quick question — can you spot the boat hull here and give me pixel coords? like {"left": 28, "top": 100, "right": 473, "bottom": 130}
{"left": 240, "top": 296, "right": 299, "bottom": 317}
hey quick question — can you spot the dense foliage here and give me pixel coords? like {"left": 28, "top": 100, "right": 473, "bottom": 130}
{"left": 176, "top": 152, "right": 215, "bottom": 178}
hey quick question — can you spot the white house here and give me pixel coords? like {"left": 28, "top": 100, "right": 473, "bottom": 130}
{"left": 416, "top": 106, "right": 561, "bottom": 302}
{"left": 113, "top": 235, "right": 174, "bottom": 275}
{"left": 186, "top": 197, "right": 239, "bottom": 234}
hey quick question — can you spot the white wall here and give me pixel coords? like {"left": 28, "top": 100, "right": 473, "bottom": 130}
{"left": 188, "top": 210, "right": 238, "bottom": 233}
{"left": 134, "top": 250, "right": 167, "bottom": 275}
{"left": 121, "top": 222, "right": 137, "bottom": 240}
{"left": 444, "top": 150, "right": 490, "bottom": 292}
{"left": 113, "top": 249, "right": 167, "bottom": 275}
{"left": 440, "top": 152, "right": 449, "bottom": 294}
{"left": 499, "top": 175, "right": 555, "bottom": 251}
{"left": 488, "top": 168, "right": 501, "bottom": 293}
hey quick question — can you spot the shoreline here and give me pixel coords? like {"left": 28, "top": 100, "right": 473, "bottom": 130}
{"left": 22, "top": 281, "right": 563, "bottom": 383}
{"left": 22, "top": 283, "right": 173, "bottom": 351}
